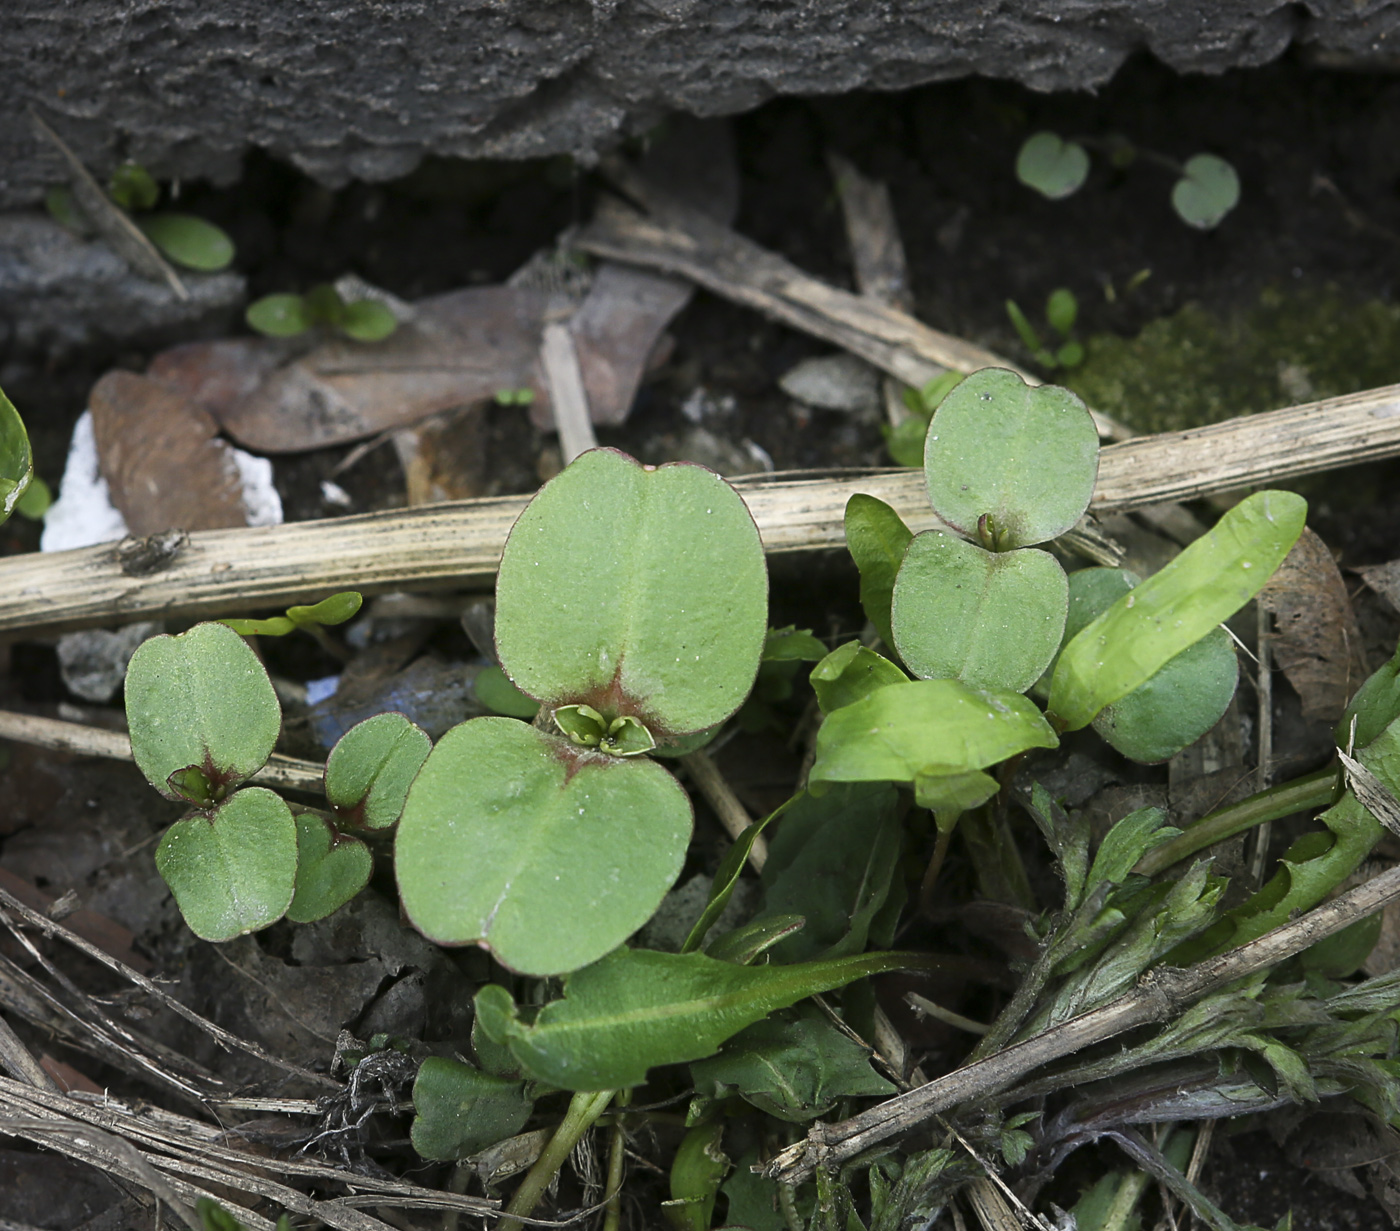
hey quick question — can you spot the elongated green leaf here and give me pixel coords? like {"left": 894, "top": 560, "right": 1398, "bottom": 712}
{"left": 126, "top": 622, "right": 281, "bottom": 803}
{"left": 396, "top": 717, "right": 692, "bottom": 975}
{"left": 0, "top": 386, "right": 33, "bottom": 523}
{"left": 139, "top": 213, "right": 235, "bottom": 271}
{"left": 155, "top": 787, "right": 296, "bottom": 941}
{"left": 810, "top": 641, "right": 909, "bottom": 714}
{"left": 845, "top": 494, "right": 913, "bottom": 649}
{"left": 762, "top": 625, "right": 828, "bottom": 662}
{"left": 691, "top": 1003, "right": 893, "bottom": 1122}
{"left": 246, "top": 294, "right": 311, "bottom": 338}
{"left": 664, "top": 1121, "right": 730, "bottom": 1231}
{"left": 1338, "top": 639, "right": 1400, "bottom": 750}
{"left": 287, "top": 591, "right": 362, "bottom": 627}
{"left": 410, "top": 1057, "right": 533, "bottom": 1160}
{"left": 704, "top": 915, "right": 806, "bottom": 965}
{"left": 286, "top": 812, "right": 372, "bottom": 923}
{"left": 339, "top": 299, "right": 399, "bottom": 342}
{"left": 923, "top": 369, "right": 1099, "bottom": 548}
{"left": 810, "top": 680, "right": 1058, "bottom": 791}
{"left": 325, "top": 712, "right": 431, "bottom": 830}
{"left": 473, "top": 946, "right": 927, "bottom": 1089}
{"left": 219, "top": 615, "right": 296, "bottom": 637}
{"left": 495, "top": 449, "right": 767, "bottom": 738}
{"left": 473, "top": 664, "right": 541, "bottom": 719}
{"left": 682, "top": 795, "right": 795, "bottom": 954}
{"left": 892, "top": 531, "right": 1068, "bottom": 692}
{"left": 1048, "top": 491, "right": 1307, "bottom": 731}
{"left": 1086, "top": 807, "right": 1180, "bottom": 894}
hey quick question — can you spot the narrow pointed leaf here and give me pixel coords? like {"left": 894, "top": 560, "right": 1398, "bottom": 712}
{"left": 1049, "top": 491, "right": 1306, "bottom": 731}
{"left": 287, "top": 591, "right": 363, "bottom": 627}
{"left": 810, "top": 641, "right": 908, "bottom": 714}
{"left": 139, "top": 213, "right": 236, "bottom": 271}
{"left": 472, "top": 946, "right": 927, "bottom": 1089}
{"left": 0, "top": 386, "right": 34, "bottom": 523}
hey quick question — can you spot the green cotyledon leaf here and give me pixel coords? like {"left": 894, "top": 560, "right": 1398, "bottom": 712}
{"left": 1048, "top": 491, "right": 1306, "bottom": 731}
{"left": 495, "top": 448, "right": 767, "bottom": 738}
{"left": 473, "top": 946, "right": 933, "bottom": 1090}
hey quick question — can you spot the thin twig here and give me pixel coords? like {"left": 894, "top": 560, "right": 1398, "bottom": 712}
{"left": 763, "top": 855, "right": 1400, "bottom": 1183}
{"left": 540, "top": 322, "right": 598, "bottom": 464}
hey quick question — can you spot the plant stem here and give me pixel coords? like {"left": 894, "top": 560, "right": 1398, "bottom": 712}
{"left": 601, "top": 1091, "right": 630, "bottom": 1231}
{"left": 918, "top": 825, "right": 955, "bottom": 916}
{"left": 500, "top": 1089, "right": 615, "bottom": 1231}
{"left": 1134, "top": 765, "right": 1340, "bottom": 877}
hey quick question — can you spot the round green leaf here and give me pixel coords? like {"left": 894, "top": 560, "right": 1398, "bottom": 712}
{"left": 246, "top": 294, "right": 311, "bottom": 338}
{"left": 474, "top": 664, "right": 541, "bottom": 719}
{"left": 924, "top": 369, "right": 1099, "bottom": 549}
{"left": 1016, "top": 132, "right": 1090, "bottom": 200}
{"left": 1046, "top": 288, "right": 1078, "bottom": 336}
{"left": 495, "top": 449, "right": 767, "bottom": 738}
{"left": 125, "top": 622, "right": 281, "bottom": 803}
{"left": 325, "top": 712, "right": 431, "bottom": 830}
{"left": 410, "top": 1057, "right": 533, "bottom": 1160}
{"left": 15, "top": 475, "right": 52, "bottom": 520}
{"left": 0, "top": 386, "right": 34, "bottom": 524}
{"left": 809, "top": 679, "right": 1058, "bottom": 791}
{"left": 1093, "top": 626, "right": 1239, "bottom": 763}
{"left": 395, "top": 717, "right": 693, "bottom": 976}
{"left": 138, "top": 213, "right": 235, "bottom": 271}
{"left": 286, "top": 812, "right": 373, "bottom": 923}
{"left": 1171, "top": 154, "right": 1240, "bottom": 230}
{"left": 892, "top": 531, "right": 1068, "bottom": 693}
{"left": 108, "top": 162, "right": 159, "bottom": 212}
{"left": 155, "top": 787, "right": 297, "bottom": 941}
{"left": 339, "top": 299, "right": 399, "bottom": 342}
{"left": 1049, "top": 490, "right": 1306, "bottom": 731}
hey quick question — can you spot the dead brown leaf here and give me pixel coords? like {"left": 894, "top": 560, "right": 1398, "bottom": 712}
{"left": 1357, "top": 557, "right": 1400, "bottom": 613}
{"left": 1256, "top": 526, "right": 1367, "bottom": 721}
{"left": 89, "top": 371, "right": 248, "bottom": 535}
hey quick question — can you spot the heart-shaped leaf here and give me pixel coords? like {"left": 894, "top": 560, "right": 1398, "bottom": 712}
{"left": 410, "top": 1057, "right": 534, "bottom": 1161}
{"left": 1092, "top": 627, "right": 1239, "bottom": 763}
{"left": 0, "top": 386, "right": 34, "bottom": 523}
{"left": 286, "top": 812, "right": 373, "bottom": 923}
{"left": 809, "top": 679, "right": 1058, "bottom": 792}
{"left": 396, "top": 717, "right": 693, "bottom": 975}
{"left": 155, "top": 787, "right": 297, "bottom": 941}
{"left": 495, "top": 449, "right": 767, "bottom": 740}
{"left": 126, "top": 622, "right": 281, "bottom": 803}
{"left": 1171, "top": 154, "right": 1240, "bottom": 230}
{"left": 473, "top": 946, "right": 926, "bottom": 1089}
{"left": 138, "top": 213, "right": 236, "bottom": 271}
{"left": 1016, "top": 132, "right": 1090, "bottom": 200}
{"left": 892, "top": 531, "right": 1068, "bottom": 693}
{"left": 1048, "top": 491, "right": 1306, "bottom": 731}
{"left": 325, "top": 712, "right": 431, "bottom": 830}
{"left": 810, "top": 641, "right": 908, "bottom": 714}
{"left": 924, "top": 369, "right": 1099, "bottom": 549}
{"left": 844, "top": 493, "right": 913, "bottom": 649}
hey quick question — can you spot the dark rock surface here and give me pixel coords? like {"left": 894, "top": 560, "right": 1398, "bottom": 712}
{"left": 4, "top": 1, "right": 1400, "bottom": 209}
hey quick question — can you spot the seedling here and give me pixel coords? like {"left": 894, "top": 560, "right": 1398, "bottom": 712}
{"left": 48, "top": 159, "right": 236, "bottom": 271}
{"left": 0, "top": 386, "right": 34, "bottom": 524}
{"left": 1006, "top": 287, "right": 1084, "bottom": 370}
{"left": 219, "top": 591, "right": 362, "bottom": 664}
{"left": 494, "top": 387, "right": 536, "bottom": 407}
{"left": 885, "top": 370, "right": 961, "bottom": 467}
{"left": 1017, "top": 131, "right": 1241, "bottom": 230}
{"left": 246, "top": 284, "right": 398, "bottom": 342}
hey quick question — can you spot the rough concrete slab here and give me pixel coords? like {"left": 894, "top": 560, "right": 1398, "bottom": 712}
{"left": 2, "top": 2, "right": 1398, "bottom": 209}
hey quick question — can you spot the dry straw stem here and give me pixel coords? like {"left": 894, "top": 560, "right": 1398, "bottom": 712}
{"left": 2, "top": 380, "right": 1398, "bottom": 639}
{"left": 764, "top": 856, "right": 1400, "bottom": 1184}
{"left": 0, "top": 709, "right": 325, "bottom": 793}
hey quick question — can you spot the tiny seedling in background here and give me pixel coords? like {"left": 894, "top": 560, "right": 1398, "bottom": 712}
{"left": 219, "top": 590, "right": 363, "bottom": 639}
{"left": 0, "top": 387, "right": 34, "bottom": 525}
{"left": 246, "top": 284, "right": 398, "bottom": 342}
{"left": 494, "top": 387, "right": 536, "bottom": 407}
{"left": 885, "top": 370, "right": 961, "bottom": 467}
{"left": 1016, "top": 131, "right": 1241, "bottom": 230}
{"left": 1006, "top": 287, "right": 1084, "bottom": 370}
{"left": 48, "top": 159, "right": 236, "bottom": 271}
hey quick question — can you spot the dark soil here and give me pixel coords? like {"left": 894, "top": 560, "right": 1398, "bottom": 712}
{"left": 4, "top": 46, "right": 1400, "bottom": 1231}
